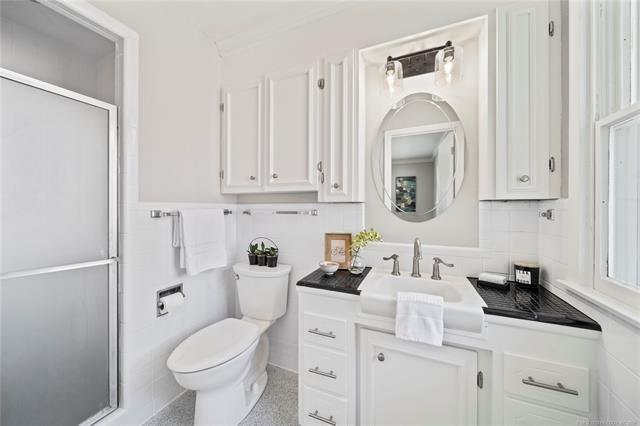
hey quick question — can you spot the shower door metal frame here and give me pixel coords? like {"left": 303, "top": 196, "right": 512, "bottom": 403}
{"left": 0, "top": 67, "right": 119, "bottom": 424}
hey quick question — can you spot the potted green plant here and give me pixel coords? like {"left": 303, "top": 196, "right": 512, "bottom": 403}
{"left": 350, "top": 228, "right": 382, "bottom": 275}
{"left": 256, "top": 242, "right": 267, "bottom": 266}
{"left": 265, "top": 246, "right": 279, "bottom": 268}
{"left": 247, "top": 243, "right": 259, "bottom": 265}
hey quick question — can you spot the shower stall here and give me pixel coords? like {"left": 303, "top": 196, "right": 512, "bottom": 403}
{"left": 0, "top": 67, "right": 118, "bottom": 424}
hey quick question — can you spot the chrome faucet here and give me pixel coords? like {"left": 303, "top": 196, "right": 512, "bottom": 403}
{"left": 383, "top": 254, "right": 400, "bottom": 276}
{"left": 431, "top": 257, "right": 454, "bottom": 280}
{"left": 411, "top": 238, "right": 422, "bottom": 277}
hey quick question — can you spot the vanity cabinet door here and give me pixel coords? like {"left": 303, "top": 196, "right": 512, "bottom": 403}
{"left": 360, "top": 329, "right": 478, "bottom": 425}
{"left": 220, "top": 81, "right": 263, "bottom": 193}
{"left": 265, "top": 64, "right": 320, "bottom": 192}
{"left": 493, "top": 0, "right": 561, "bottom": 200}
{"left": 318, "top": 50, "right": 363, "bottom": 202}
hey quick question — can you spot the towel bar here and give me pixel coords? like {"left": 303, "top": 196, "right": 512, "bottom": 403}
{"left": 150, "top": 209, "right": 232, "bottom": 218}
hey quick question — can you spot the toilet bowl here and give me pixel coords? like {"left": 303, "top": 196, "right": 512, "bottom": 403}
{"left": 167, "top": 263, "right": 291, "bottom": 425}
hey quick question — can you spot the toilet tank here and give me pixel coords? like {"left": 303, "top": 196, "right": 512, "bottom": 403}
{"left": 232, "top": 263, "right": 291, "bottom": 321}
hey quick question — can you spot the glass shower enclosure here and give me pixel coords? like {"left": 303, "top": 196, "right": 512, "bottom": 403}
{"left": 0, "top": 68, "right": 118, "bottom": 425}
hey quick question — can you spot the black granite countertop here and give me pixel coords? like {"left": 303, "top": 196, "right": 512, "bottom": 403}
{"left": 468, "top": 278, "right": 601, "bottom": 331}
{"left": 296, "top": 267, "right": 371, "bottom": 295}
{"left": 296, "top": 268, "right": 601, "bottom": 331}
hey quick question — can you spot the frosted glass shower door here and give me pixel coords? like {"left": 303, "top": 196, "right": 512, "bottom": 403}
{"left": 0, "top": 69, "right": 117, "bottom": 425}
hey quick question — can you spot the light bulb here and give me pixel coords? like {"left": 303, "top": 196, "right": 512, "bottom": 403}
{"left": 386, "top": 73, "right": 396, "bottom": 93}
{"left": 443, "top": 59, "right": 454, "bottom": 75}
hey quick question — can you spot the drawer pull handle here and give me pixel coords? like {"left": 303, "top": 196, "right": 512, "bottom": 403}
{"left": 308, "top": 328, "right": 336, "bottom": 339}
{"left": 308, "top": 366, "right": 337, "bottom": 379}
{"left": 522, "top": 376, "right": 579, "bottom": 396}
{"left": 308, "top": 410, "right": 336, "bottom": 426}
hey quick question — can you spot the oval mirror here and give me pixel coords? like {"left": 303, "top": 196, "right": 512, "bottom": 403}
{"left": 371, "top": 92, "right": 465, "bottom": 222}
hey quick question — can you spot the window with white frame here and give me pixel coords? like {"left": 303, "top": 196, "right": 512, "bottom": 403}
{"left": 593, "top": 0, "right": 640, "bottom": 307}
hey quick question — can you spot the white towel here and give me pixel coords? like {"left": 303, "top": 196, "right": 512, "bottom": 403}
{"left": 173, "top": 209, "right": 227, "bottom": 276}
{"left": 395, "top": 292, "right": 444, "bottom": 346}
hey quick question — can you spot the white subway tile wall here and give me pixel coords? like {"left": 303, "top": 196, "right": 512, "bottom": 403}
{"left": 111, "top": 202, "right": 237, "bottom": 425}
{"left": 537, "top": 200, "right": 640, "bottom": 424}
{"left": 233, "top": 203, "right": 365, "bottom": 372}
{"left": 111, "top": 198, "right": 639, "bottom": 425}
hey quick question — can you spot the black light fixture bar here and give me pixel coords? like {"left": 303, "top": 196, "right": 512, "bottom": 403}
{"left": 386, "top": 40, "right": 452, "bottom": 63}
{"left": 386, "top": 40, "right": 452, "bottom": 79}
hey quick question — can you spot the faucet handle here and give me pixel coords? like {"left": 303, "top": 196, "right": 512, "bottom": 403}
{"left": 383, "top": 254, "right": 401, "bottom": 276}
{"left": 433, "top": 257, "right": 454, "bottom": 267}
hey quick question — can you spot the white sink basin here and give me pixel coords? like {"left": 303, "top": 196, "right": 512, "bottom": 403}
{"left": 358, "top": 269, "right": 487, "bottom": 333}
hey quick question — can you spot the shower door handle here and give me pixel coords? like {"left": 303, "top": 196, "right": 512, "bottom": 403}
{"left": 1, "top": 257, "right": 118, "bottom": 280}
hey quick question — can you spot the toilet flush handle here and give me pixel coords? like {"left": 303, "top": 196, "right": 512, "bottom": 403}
{"left": 234, "top": 273, "right": 239, "bottom": 280}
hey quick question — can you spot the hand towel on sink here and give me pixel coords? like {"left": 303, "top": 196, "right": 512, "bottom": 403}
{"left": 395, "top": 292, "right": 444, "bottom": 346}
{"left": 174, "top": 209, "right": 227, "bottom": 276}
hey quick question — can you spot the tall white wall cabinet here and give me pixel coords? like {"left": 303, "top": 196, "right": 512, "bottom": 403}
{"left": 482, "top": 0, "right": 562, "bottom": 200}
{"left": 318, "top": 51, "right": 364, "bottom": 202}
{"left": 220, "top": 50, "right": 364, "bottom": 201}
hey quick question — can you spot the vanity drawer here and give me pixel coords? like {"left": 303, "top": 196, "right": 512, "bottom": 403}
{"left": 504, "top": 353, "right": 589, "bottom": 412}
{"left": 303, "top": 344, "right": 347, "bottom": 396}
{"left": 504, "top": 396, "right": 588, "bottom": 425}
{"left": 303, "top": 312, "right": 347, "bottom": 351}
{"left": 302, "top": 386, "right": 348, "bottom": 426}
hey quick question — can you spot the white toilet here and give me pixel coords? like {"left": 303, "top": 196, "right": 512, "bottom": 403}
{"left": 167, "top": 263, "right": 291, "bottom": 425}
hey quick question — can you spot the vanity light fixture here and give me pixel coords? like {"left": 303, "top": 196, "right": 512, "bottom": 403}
{"left": 384, "top": 58, "right": 403, "bottom": 94}
{"left": 384, "top": 40, "right": 459, "bottom": 94}
{"left": 434, "top": 43, "right": 463, "bottom": 87}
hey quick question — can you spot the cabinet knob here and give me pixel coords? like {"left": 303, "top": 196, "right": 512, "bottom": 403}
{"left": 333, "top": 183, "right": 340, "bottom": 189}
{"left": 249, "top": 176, "right": 256, "bottom": 181}
{"left": 272, "top": 173, "right": 278, "bottom": 179}
{"left": 377, "top": 352, "right": 385, "bottom": 362}
{"left": 518, "top": 175, "right": 530, "bottom": 183}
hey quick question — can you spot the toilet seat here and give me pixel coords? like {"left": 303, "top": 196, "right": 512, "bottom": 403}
{"left": 167, "top": 318, "right": 259, "bottom": 374}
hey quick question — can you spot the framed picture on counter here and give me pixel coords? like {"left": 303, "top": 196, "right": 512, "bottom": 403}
{"left": 324, "top": 233, "right": 352, "bottom": 270}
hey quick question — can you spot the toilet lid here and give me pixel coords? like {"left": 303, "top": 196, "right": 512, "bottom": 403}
{"left": 167, "top": 318, "right": 260, "bottom": 373}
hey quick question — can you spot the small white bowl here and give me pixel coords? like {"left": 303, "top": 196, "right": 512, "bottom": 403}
{"left": 319, "top": 261, "right": 340, "bottom": 276}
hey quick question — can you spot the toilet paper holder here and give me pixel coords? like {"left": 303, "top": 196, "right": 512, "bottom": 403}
{"left": 157, "top": 283, "right": 184, "bottom": 317}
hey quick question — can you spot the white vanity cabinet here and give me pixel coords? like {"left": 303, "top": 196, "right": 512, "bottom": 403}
{"left": 297, "top": 283, "right": 600, "bottom": 425}
{"left": 298, "top": 290, "right": 359, "bottom": 426}
{"left": 318, "top": 50, "right": 364, "bottom": 202}
{"left": 360, "top": 329, "right": 478, "bottom": 425}
{"left": 483, "top": 0, "right": 562, "bottom": 200}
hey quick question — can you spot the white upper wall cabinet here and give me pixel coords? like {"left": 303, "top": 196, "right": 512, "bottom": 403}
{"left": 486, "top": 0, "right": 561, "bottom": 200}
{"left": 221, "top": 81, "right": 263, "bottom": 193}
{"left": 221, "top": 54, "right": 364, "bottom": 200}
{"left": 319, "top": 50, "right": 364, "bottom": 202}
{"left": 265, "top": 64, "right": 320, "bottom": 192}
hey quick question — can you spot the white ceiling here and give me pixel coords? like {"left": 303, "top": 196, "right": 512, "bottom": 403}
{"left": 159, "top": 1, "right": 353, "bottom": 57}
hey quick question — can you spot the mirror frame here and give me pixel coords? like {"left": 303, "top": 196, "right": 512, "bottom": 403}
{"left": 371, "top": 92, "right": 466, "bottom": 222}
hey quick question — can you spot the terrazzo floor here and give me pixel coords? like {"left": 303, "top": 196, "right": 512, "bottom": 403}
{"left": 143, "top": 365, "right": 298, "bottom": 426}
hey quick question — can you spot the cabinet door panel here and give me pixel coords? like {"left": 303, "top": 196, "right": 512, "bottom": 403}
{"left": 320, "top": 52, "right": 355, "bottom": 202}
{"left": 360, "top": 329, "right": 477, "bottom": 425}
{"left": 266, "top": 65, "right": 319, "bottom": 191}
{"left": 221, "top": 82, "right": 262, "bottom": 193}
{"left": 496, "top": 1, "right": 552, "bottom": 199}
